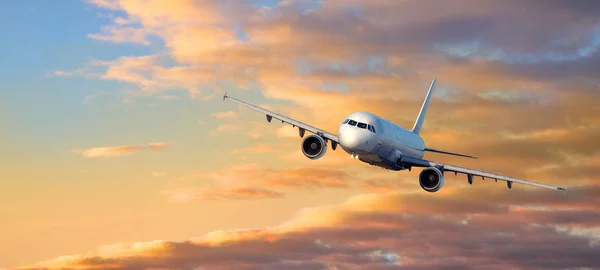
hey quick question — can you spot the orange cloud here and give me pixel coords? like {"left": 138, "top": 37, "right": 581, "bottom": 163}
{"left": 360, "top": 179, "right": 406, "bottom": 193}
{"left": 211, "top": 111, "right": 238, "bottom": 119}
{"left": 77, "top": 0, "right": 600, "bottom": 209}
{"left": 68, "top": 0, "right": 600, "bottom": 153}
{"left": 87, "top": 25, "right": 155, "bottom": 45}
{"left": 147, "top": 142, "right": 169, "bottom": 150}
{"left": 165, "top": 166, "right": 359, "bottom": 202}
{"left": 152, "top": 171, "right": 166, "bottom": 177}
{"left": 276, "top": 125, "right": 300, "bottom": 139}
{"left": 262, "top": 167, "right": 353, "bottom": 189}
{"left": 167, "top": 187, "right": 283, "bottom": 202}
{"left": 211, "top": 124, "right": 239, "bottom": 135}
{"left": 233, "top": 144, "right": 276, "bottom": 154}
{"left": 19, "top": 188, "right": 600, "bottom": 269}
{"left": 73, "top": 142, "right": 169, "bottom": 158}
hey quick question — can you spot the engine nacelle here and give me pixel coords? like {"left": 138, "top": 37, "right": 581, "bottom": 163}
{"left": 419, "top": 167, "right": 445, "bottom": 192}
{"left": 301, "top": 134, "right": 327, "bottom": 160}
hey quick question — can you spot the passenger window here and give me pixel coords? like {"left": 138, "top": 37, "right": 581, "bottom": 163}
{"left": 342, "top": 119, "right": 349, "bottom": 124}
{"left": 357, "top": 122, "right": 367, "bottom": 129}
{"left": 348, "top": 120, "right": 357, "bottom": 126}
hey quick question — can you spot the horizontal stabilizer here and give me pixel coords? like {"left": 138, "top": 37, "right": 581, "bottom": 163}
{"left": 424, "top": 148, "right": 477, "bottom": 159}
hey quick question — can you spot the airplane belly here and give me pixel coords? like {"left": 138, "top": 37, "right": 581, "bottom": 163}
{"left": 354, "top": 142, "right": 384, "bottom": 164}
{"left": 357, "top": 153, "right": 383, "bottom": 163}
{"left": 385, "top": 139, "right": 423, "bottom": 159}
{"left": 369, "top": 139, "right": 422, "bottom": 170}
{"left": 401, "top": 146, "right": 423, "bottom": 159}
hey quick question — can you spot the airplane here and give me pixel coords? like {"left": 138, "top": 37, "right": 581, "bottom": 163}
{"left": 222, "top": 79, "right": 567, "bottom": 193}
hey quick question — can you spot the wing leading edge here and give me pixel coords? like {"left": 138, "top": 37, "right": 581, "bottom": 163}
{"left": 398, "top": 156, "right": 567, "bottom": 191}
{"left": 223, "top": 93, "right": 339, "bottom": 143}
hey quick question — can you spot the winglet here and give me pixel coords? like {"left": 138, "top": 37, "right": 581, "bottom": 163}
{"left": 411, "top": 78, "right": 436, "bottom": 135}
{"left": 558, "top": 186, "right": 568, "bottom": 192}
{"left": 223, "top": 92, "right": 228, "bottom": 102}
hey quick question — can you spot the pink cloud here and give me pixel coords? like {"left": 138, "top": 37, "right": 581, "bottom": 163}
{"left": 73, "top": 142, "right": 169, "bottom": 158}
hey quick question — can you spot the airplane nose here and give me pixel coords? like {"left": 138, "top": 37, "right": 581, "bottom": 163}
{"left": 339, "top": 129, "right": 361, "bottom": 150}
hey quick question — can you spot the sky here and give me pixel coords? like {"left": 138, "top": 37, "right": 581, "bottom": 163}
{"left": 1, "top": 0, "right": 600, "bottom": 269}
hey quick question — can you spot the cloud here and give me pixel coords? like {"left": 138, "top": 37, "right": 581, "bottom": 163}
{"left": 34, "top": 1, "right": 600, "bottom": 269}
{"left": 167, "top": 187, "right": 283, "bottom": 202}
{"left": 276, "top": 125, "right": 300, "bottom": 139}
{"left": 74, "top": 0, "right": 600, "bottom": 213}
{"left": 280, "top": 148, "right": 359, "bottom": 168}
{"left": 261, "top": 167, "right": 353, "bottom": 189}
{"left": 211, "top": 111, "right": 238, "bottom": 119}
{"left": 87, "top": 25, "right": 155, "bottom": 45}
{"left": 86, "top": 0, "right": 120, "bottom": 10}
{"left": 73, "top": 142, "right": 169, "bottom": 158}
{"left": 152, "top": 172, "right": 166, "bottom": 178}
{"left": 67, "top": 0, "right": 599, "bottom": 146}
{"left": 47, "top": 69, "right": 86, "bottom": 77}
{"left": 360, "top": 179, "right": 408, "bottom": 193}
{"left": 156, "top": 94, "right": 180, "bottom": 101}
{"left": 20, "top": 188, "right": 600, "bottom": 269}
{"left": 81, "top": 90, "right": 110, "bottom": 104}
{"left": 147, "top": 142, "right": 169, "bottom": 150}
{"left": 233, "top": 144, "right": 276, "bottom": 154}
{"left": 210, "top": 124, "right": 239, "bottom": 136}
{"left": 74, "top": 146, "right": 143, "bottom": 158}
{"left": 241, "top": 120, "right": 273, "bottom": 140}
{"left": 164, "top": 166, "right": 359, "bottom": 202}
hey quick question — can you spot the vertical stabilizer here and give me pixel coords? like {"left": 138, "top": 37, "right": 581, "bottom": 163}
{"left": 411, "top": 78, "right": 436, "bottom": 135}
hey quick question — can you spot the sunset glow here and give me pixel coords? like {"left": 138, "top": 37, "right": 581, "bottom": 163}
{"left": 2, "top": 0, "right": 600, "bottom": 269}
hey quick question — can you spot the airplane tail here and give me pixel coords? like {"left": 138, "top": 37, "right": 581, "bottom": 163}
{"left": 413, "top": 79, "right": 477, "bottom": 159}
{"left": 411, "top": 78, "right": 436, "bottom": 135}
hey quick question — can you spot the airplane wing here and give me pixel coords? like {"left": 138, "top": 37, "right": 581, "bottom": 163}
{"left": 222, "top": 93, "right": 339, "bottom": 144}
{"left": 398, "top": 155, "right": 567, "bottom": 191}
{"left": 424, "top": 147, "right": 477, "bottom": 159}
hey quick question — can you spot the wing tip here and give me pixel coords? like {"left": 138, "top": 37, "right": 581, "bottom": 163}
{"left": 223, "top": 92, "right": 228, "bottom": 102}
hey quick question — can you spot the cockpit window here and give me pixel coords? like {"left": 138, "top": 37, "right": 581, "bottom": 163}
{"left": 366, "top": 124, "right": 377, "bottom": 133}
{"left": 347, "top": 119, "right": 375, "bottom": 131}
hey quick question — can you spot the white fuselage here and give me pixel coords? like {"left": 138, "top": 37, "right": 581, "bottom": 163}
{"left": 337, "top": 112, "right": 425, "bottom": 170}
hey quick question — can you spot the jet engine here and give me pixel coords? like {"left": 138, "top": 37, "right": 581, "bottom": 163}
{"left": 301, "top": 134, "right": 327, "bottom": 160}
{"left": 419, "top": 167, "right": 445, "bottom": 192}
